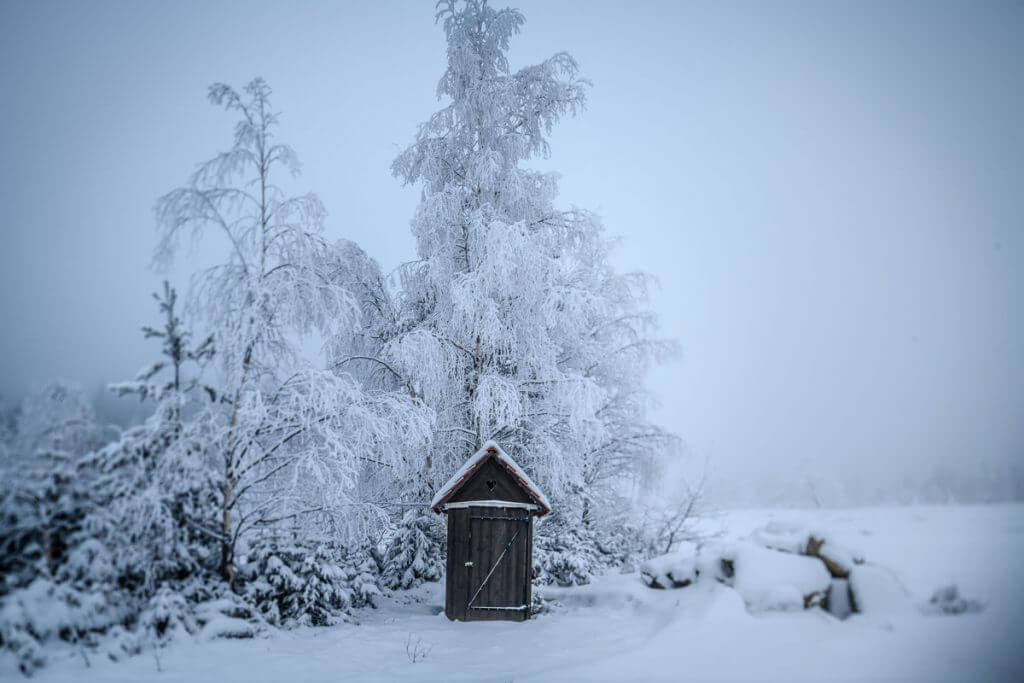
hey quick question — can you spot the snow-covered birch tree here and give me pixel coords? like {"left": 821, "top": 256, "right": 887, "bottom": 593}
{"left": 154, "top": 78, "right": 431, "bottom": 586}
{"left": 374, "top": 0, "right": 677, "bottom": 527}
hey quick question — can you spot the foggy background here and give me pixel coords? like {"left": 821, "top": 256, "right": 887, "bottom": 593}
{"left": 1, "top": 0, "right": 1021, "bottom": 506}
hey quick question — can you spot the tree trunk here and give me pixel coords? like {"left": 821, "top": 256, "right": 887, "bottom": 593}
{"left": 219, "top": 343, "right": 252, "bottom": 589}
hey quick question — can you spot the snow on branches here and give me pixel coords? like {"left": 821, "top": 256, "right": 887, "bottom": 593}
{"left": 153, "top": 78, "right": 432, "bottom": 585}
{"left": 380, "top": 0, "right": 678, "bottom": 526}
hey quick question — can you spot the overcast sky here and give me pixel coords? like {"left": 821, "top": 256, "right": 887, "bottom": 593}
{"left": 1, "top": 0, "right": 1021, "bottom": 499}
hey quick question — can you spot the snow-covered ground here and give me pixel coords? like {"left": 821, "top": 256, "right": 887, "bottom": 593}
{"left": 8, "top": 504, "right": 1024, "bottom": 682}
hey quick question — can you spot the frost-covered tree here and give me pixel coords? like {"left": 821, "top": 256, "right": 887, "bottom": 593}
{"left": 113, "top": 281, "right": 215, "bottom": 405}
{"left": 86, "top": 282, "right": 219, "bottom": 598}
{"left": 0, "top": 384, "right": 119, "bottom": 674}
{"left": 0, "top": 382, "right": 107, "bottom": 589}
{"left": 154, "top": 78, "right": 431, "bottom": 587}
{"left": 362, "top": 1, "right": 676, "bottom": 531}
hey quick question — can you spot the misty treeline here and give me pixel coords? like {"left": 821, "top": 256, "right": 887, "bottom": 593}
{"left": 0, "top": 1, "right": 683, "bottom": 674}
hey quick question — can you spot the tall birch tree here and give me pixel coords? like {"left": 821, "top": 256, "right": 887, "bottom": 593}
{"left": 155, "top": 79, "right": 431, "bottom": 586}
{"left": 370, "top": 0, "right": 677, "bottom": 523}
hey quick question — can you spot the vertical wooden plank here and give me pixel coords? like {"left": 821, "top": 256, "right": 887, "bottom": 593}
{"left": 525, "top": 514, "right": 534, "bottom": 619}
{"left": 445, "top": 512, "right": 454, "bottom": 620}
{"left": 454, "top": 509, "right": 469, "bottom": 621}
{"left": 518, "top": 510, "right": 529, "bottom": 621}
{"left": 509, "top": 511, "right": 522, "bottom": 621}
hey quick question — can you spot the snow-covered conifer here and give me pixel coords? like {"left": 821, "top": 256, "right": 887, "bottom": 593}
{"left": 380, "top": 509, "right": 445, "bottom": 590}
{"left": 84, "top": 281, "right": 220, "bottom": 601}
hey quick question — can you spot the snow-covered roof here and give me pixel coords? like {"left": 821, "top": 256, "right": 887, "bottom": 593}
{"left": 430, "top": 440, "right": 551, "bottom": 516}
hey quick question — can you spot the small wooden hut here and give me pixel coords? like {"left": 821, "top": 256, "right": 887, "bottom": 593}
{"left": 431, "top": 441, "right": 551, "bottom": 621}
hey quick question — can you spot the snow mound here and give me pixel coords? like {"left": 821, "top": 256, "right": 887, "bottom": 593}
{"left": 194, "top": 597, "right": 266, "bottom": 640}
{"left": 718, "top": 542, "right": 832, "bottom": 613}
{"left": 825, "top": 578, "right": 854, "bottom": 619}
{"left": 848, "top": 563, "right": 914, "bottom": 616}
{"left": 750, "top": 520, "right": 811, "bottom": 554}
{"left": 640, "top": 542, "right": 697, "bottom": 589}
{"left": 750, "top": 521, "right": 865, "bottom": 578}
{"left": 199, "top": 616, "right": 259, "bottom": 640}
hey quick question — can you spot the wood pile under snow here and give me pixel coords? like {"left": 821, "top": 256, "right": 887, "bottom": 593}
{"left": 639, "top": 519, "right": 936, "bottom": 620}
{"left": 640, "top": 542, "right": 697, "bottom": 589}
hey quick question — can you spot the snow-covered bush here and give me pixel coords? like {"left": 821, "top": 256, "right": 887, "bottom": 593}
{"left": 927, "top": 584, "right": 985, "bottom": 615}
{"left": 0, "top": 578, "right": 120, "bottom": 674}
{"left": 241, "top": 540, "right": 354, "bottom": 627}
{"left": 532, "top": 514, "right": 657, "bottom": 587}
{"left": 343, "top": 548, "right": 384, "bottom": 609}
{"left": 533, "top": 517, "right": 605, "bottom": 587}
{"left": 137, "top": 585, "right": 198, "bottom": 646}
{"left": 381, "top": 509, "right": 445, "bottom": 590}
{"left": 194, "top": 595, "right": 265, "bottom": 640}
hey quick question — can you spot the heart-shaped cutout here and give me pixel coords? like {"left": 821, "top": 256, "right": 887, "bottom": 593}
{"left": 486, "top": 479, "right": 496, "bottom": 491}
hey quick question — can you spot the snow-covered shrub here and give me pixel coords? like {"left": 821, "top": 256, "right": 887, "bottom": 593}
{"left": 0, "top": 487, "right": 42, "bottom": 597}
{"left": 533, "top": 517, "right": 605, "bottom": 587}
{"left": 381, "top": 509, "right": 444, "bottom": 590}
{"left": 137, "top": 585, "right": 198, "bottom": 645}
{"left": 595, "top": 521, "right": 661, "bottom": 573}
{"left": 927, "top": 584, "right": 985, "bottom": 615}
{"left": 0, "top": 466, "right": 95, "bottom": 595}
{"left": 101, "top": 625, "right": 142, "bottom": 663}
{"left": 0, "top": 627, "right": 46, "bottom": 677}
{"left": 194, "top": 595, "right": 264, "bottom": 640}
{"left": 54, "top": 538, "right": 116, "bottom": 590}
{"left": 241, "top": 540, "right": 355, "bottom": 627}
{"left": 86, "top": 410, "right": 222, "bottom": 598}
{"left": 0, "top": 578, "right": 120, "bottom": 674}
{"left": 342, "top": 548, "right": 384, "bottom": 609}
{"left": 532, "top": 514, "right": 655, "bottom": 587}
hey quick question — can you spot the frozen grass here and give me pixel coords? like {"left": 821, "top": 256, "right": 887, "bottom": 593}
{"left": 6, "top": 504, "right": 1023, "bottom": 682}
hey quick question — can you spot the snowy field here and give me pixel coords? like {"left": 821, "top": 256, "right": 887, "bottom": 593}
{"left": 8, "top": 503, "right": 1023, "bottom": 683}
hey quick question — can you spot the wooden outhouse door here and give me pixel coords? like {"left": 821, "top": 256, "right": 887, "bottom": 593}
{"left": 465, "top": 507, "right": 532, "bottom": 619}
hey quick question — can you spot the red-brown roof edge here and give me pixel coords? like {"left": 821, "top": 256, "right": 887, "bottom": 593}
{"left": 429, "top": 442, "right": 551, "bottom": 516}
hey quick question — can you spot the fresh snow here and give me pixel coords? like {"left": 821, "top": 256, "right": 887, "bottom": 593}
{"left": 716, "top": 541, "right": 832, "bottom": 612}
{"left": 848, "top": 563, "right": 915, "bottom": 617}
{"left": 7, "top": 504, "right": 1023, "bottom": 683}
{"left": 640, "top": 541, "right": 698, "bottom": 588}
{"left": 750, "top": 519, "right": 813, "bottom": 554}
